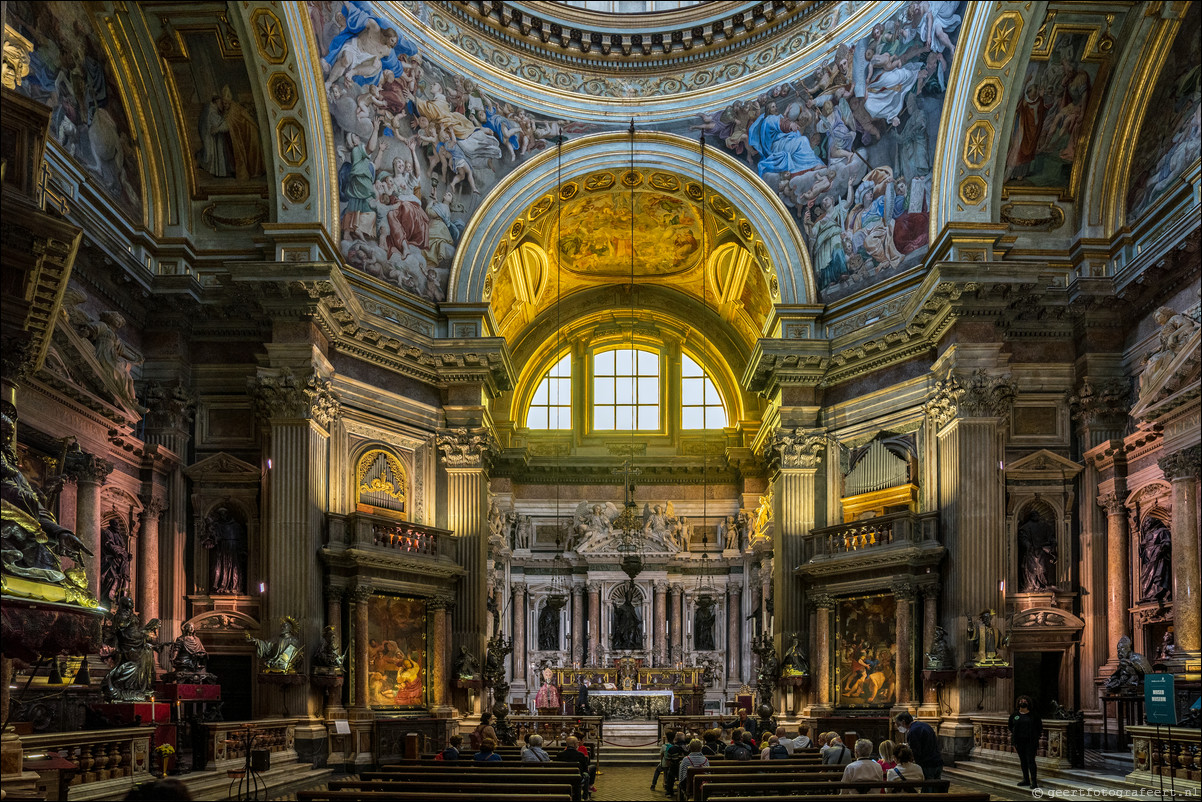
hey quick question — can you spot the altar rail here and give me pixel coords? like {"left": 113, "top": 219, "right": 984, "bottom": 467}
{"left": 810, "top": 510, "right": 938, "bottom": 557}
{"left": 970, "top": 714, "right": 1079, "bottom": 771}
{"left": 200, "top": 717, "right": 299, "bottom": 771}
{"left": 1127, "top": 724, "right": 1201, "bottom": 787}
{"left": 21, "top": 726, "right": 151, "bottom": 800}
{"left": 510, "top": 715, "right": 603, "bottom": 752}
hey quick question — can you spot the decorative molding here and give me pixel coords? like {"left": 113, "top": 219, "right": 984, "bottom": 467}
{"left": 1159, "top": 446, "right": 1201, "bottom": 482}
{"left": 763, "top": 427, "right": 826, "bottom": 470}
{"left": 435, "top": 426, "right": 497, "bottom": 469}
{"left": 925, "top": 369, "right": 1017, "bottom": 429}
{"left": 250, "top": 368, "right": 342, "bottom": 429}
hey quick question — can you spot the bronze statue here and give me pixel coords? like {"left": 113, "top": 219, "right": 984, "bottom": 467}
{"left": 782, "top": 632, "right": 810, "bottom": 676}
{"left": 1138, "top": 517, "right": 1172, "bottom": 603}
{"left": 611, "top": 583, "right": 642, "bottom": 651}
{"left": 1017, "top": 509, "right": 1057, "bottom": 591}
{"left": 246, "top": 616, "right": 304, "bottom": 674}
{"left": 312, "top": 625, "right": 346, "bottom": 675}
{"left": 103, "top": 595, "right": 161, "bottom": 701}
{"left": 166, "top": 621, "right": 216, "bottom": 683}
{"left": 538, "top": 598, "right": 562, "bottom": 651}
{"left": 1, "top": 397, "right": 97, "bottom": 608}
{"left": 1103, "top": 635, "right": 1153, "bottom": 696}
{"left": 453, "top": 644, "right": 480, "bottom": 680}
{"left": 100, "top": 519, "right": 131, "bottom": 604}
{"left": 694, "top": 600, "right": 717, "bottom": 651}
{"left": 925, "top": 625, "right": 953, "bottom": 670}
{"left": 966, "top": 609, "right": 1007, "bottom": 666}
{"left": 202, "top": 506, "right": 247, "bottom": 595}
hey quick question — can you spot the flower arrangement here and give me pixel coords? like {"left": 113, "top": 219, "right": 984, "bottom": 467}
{"left": 154, "top": 743, "right": 176, "bottom": 758}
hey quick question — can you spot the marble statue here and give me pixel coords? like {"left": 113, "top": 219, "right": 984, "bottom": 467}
{"left": 99, "top": 519, "right": 131, "bottom": 604}
{"left": 246, "top": 616, "right": 304, "bottom": 674}
{"left": 572, "top": 501, "right": 616, "bottom": 550}
{"left": 1017, "top": 508, "right": 1057, "bottom": 591}
{"left": 487, "top": 499, "right": 508, "bottom": 542}
{"left": 453, "top": 644, "right": 480, "bottom": 680}
{"left": 1140, "top": 305, "right": 1199, "bottom": 392}
{"left": 611, "top": 583, "right": 642, "bottom": 651}
{"left": 717, "top": 515, "right": 737, "bottom": 550}
{"left": 312, "top": 624, "right": 346, "bottom": 675}
{"left": 782, "top": 632, "right": 810, "bottom": 676}
{"left": 694, "top": 600, "right": 716, "bottom": 651}
{"left": 1138, "top": 517, "right": 1172, "bottom": 603}
{"left": 925, "top": 625, "right": 953, "bottom": 669}
{"left": 1103, "top": 635, "right": 1153, "bottom": 696}
{"left": 513, "top": 514, "right": 534, "bottom": 550}
{"left": 643, "top": 502, "right": 677, "bottom": 546}
{"left": 201, "top": 506, "right": 247, "bottom": 595}
{"left": 965, "top": 609, "right": 1007, "bottom": 666}
{"left": 1, "top": 397, "right": 96, "bottom": 607}
{"left": 538, "top": 599, "right": 561, "bottom": 651}
{"left": 673, "top": 516, "right": 693, "bottom": 551}
{"left": 102, "top": 595, "right": 160, "bottom": 701}
{"left": 166, "top": 621, "right": 216, "bottom": 683}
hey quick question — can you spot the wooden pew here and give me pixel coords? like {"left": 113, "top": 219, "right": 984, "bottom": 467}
{"left": 681, "top": 764, "right": 845, "bottom": 801}
{"left": 362, "top": 765, "right": 584, "bottom": 801}
{"left": 328, "top": 779, "right": 576, "bottom": 799}
{"left": 707, "top": 795, "right": 990, "bottom": 802}
{"left": 699, "top": 778, "right": 953, "bottom": 801}
{"left": 299, "top": 792, "right": 572, "bottom": 802}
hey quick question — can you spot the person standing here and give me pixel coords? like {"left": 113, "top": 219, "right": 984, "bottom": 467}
{"left": 1009, "top": 695, "right": 1043, "bottom": 788}
{"left": 894, "top": 712, "right": 943, "bottom": 780}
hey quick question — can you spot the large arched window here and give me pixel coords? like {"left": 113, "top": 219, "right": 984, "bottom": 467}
{"left": 681, "top": 354, "right": 727, "bottom": 429}
{"left": 526, "top": 354, "right": 572, "bottom": 429}
{"left": 593, "top": 348, "right": 659, "bottom": 430}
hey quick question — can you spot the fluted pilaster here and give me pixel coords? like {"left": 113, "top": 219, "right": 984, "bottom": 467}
{"left": 437, "top": 427, "right": 493, "bottom": 660}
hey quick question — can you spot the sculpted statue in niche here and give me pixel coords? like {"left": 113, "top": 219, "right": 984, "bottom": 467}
{"left": 782, "top": 632, "right": 811, "bottom": 676}
{"left": 537, "top": 599, "right": 562, "bottom": 651}
{"left": 1141, "top": 305, "right": 1200, "bottom": 393}
{"left": 1138, "top": 516, "right": 1172, "bottom": 603}
{"left": 312, "top": 625, "right": 347, "bottom": 675}
{"left": 102, "top": 595, "right": 160, "bottom": 701}
{"left": 512, "top": 514, "right": 534, "bottom": 550}
{"left": 453, "top": 644, "right": 480, "bottom": 679}
{"left": 1, "top": 397, "right": 96, "bottom": 607}
{"left": 1017, "top": 506, "right": 1057, "bottom": 591}
{"left": 694, "top": 600, "right": 716, "bottom": 651}
{"left": 487, "top": 499, "right": 509, "bottom": 543}
{"left": 611, "top": 584, "right": 642, "bottom": 651}
{"left": 166, "top": 621, "right": 216, "bottom": 683}
{"left": 1103, "top": 635, "right": 1153, "bottom": 696}
{"left": 99, "top": 518, "right": 131, "bottom": 604}
{"left": 201, "top": 506, "right": 247, "bottom": 595}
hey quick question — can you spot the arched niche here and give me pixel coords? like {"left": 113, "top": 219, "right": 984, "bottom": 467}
{"left": 354, "top": 446, "right": 409, "bottom": 517}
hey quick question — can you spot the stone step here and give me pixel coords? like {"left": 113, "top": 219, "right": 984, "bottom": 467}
{"left": 945, "top": 759, "right": 1161, "bottom": 800}
{"left": 601, "top": 744, "right": 664, "bottom": 767}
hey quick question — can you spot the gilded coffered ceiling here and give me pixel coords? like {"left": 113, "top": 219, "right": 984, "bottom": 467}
{"left": 487, "top": 167, "right": 775, "bottom": 347}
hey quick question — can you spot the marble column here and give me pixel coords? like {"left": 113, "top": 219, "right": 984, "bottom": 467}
{"left": 768, "top": 433, "right": 824, "bottom": 652}
{"left": 571, "top": 584, "right": 584, "bottom": 663}
{"left": 919, "top": 583, "right": 940, "bottom": 713}
{"left": 1160, "top": 448, "right": 1201, "bottom": 659}
{"left": 892, "top": 579, "right": 915, "bottom": 707}
{"left": 437, "top": 429, "right": 492, "bottom": 662}
{"left": 429, "top": 596, "right": 452, "bottom": 711}
{"left": 351, "top": 584, "right": 373, "bottom": 710}
{"left": 73, "top": 455, "right": 113, "bottom": 603}
{"left": 726, "top": 585, "right": 742, "bottom": 684}
{"left": 587, "top": 583, "right": 601, "bottom": 665}
{"left": 812, "top": 594, "right": 835, "bottom": 710}
{"left": 326, "top": 587, "right": 344, "bottom": 640}
{"left": 653, "top": 581, "right": 668, "bottom": 666}
{"left": 511, "top": 583, "right": 526, "bottom": 686}
{"left": 1098, "top": 492, "right": 1131, "bottom": 665}
{"left": 137, "top": 497, "right": 165, "bottom": 622}
{"left": 669, "top": 584, "right": 683, "bottom": 664}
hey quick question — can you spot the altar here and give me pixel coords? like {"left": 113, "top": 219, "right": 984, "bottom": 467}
{"left": 590, "top": 690, "right": 674, "bottom": 720}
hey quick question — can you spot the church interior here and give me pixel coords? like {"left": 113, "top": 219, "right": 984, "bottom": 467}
{"left": 0, "top": 0, "right": 1199, "bottom": 800}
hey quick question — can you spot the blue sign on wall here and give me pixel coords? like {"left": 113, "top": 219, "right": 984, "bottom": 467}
{"left": 1145, "top": 674, "right": 1177, "bottom": 726}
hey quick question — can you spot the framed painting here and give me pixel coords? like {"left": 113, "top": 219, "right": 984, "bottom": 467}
{"left": 364, "top": 594, "right": 428, "bottom": 709}
{"left": 835, "top": 593, "right": 896, "bottom": 708}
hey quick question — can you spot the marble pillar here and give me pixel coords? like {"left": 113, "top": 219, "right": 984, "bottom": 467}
{"left": 137, "top": 497, "right": 165, "bottom": 622}
{"left": 653, "top": 581, "right": 668, "bottom": 666}
{"left": 571, "top": 584, "right": 584, "bottom": 663}
{"left": 1160, "top": 448, "right": 1201, "bottom": 660}
{"left": 812, "top": 594, "right": 834, "bottom": 710}
{"left": 669, "top": 584, "right": 683, "bottom": 664}
{"left": 726, "top": 586, "right": 741, "bottom": 684}
{"left": 919, "top": 584, "right": 940, "bottom": 713}
{"left": 430, "top": 596, "right": 452, "bottom": 711}
{"left": 352, "top": 584, "right": 372, "bottom": 710}
{"left": 587, "top": 583, "right": 601, "bottom": 665}
{"left": 892, "top": 580, "right": 915, "bottom": 707}
{"left": 1098, "top": 492, "right": 1131, "bottom": 666}
{"left": 73, "top": 455, "right": 112, "bottom": 603}
{"left": 511, "top": 583, "right": 526, "bottom": 686}
{"left": 438, "top": 429, "right": 491, "bottom": 661}
{"left": 771, "top": 447, "right": 823, "bottom": 653}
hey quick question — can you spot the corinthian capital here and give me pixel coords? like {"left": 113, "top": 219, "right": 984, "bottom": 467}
{"left": 810, "top": 592, "right": 836, "bottom": 610}
{"left": 250, "top": 368, "right": 341, "bottom": 428}
{"left": 765, "top": 427, "right": 826, "bottom": 470}
{"left": 925, "top": 369, "right": 1017, "bottom": 428}
{"left": 143, "top": 382, "right": 197, "bottom": 432}
{"left": 1068, "top": 379, "right": 1130, "bottom": 428}
{"left": 435, "top": 426, "right": 497, "bottom": 469}
{"left": 1096, "top": 492, "right": 1127, "bottom": 516}
{"left": 67, "top": 453, "right": 113, "bottom": 485}
{"left": 1159, "top": 446, "right": 1201, "bottom": 482}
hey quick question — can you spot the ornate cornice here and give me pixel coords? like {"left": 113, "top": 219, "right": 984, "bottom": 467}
{"left": 925, "top": 369, "right": 1017, "bottom": 429}
{"left": 763, "top": 427, "right": 825, "bottom": 470}
{"left": 250, "top": 368, "right": 342, "bottom": 429}
{"left": 436, "top": 426, "right": 498, "bottom": 470}
{"left": 1159, "top": 446, "right": 1201, "bottom": 482}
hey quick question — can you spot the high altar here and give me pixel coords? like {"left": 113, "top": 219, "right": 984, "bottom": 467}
{"left": 547, "top": 661, "right": 707, "bottom": 717}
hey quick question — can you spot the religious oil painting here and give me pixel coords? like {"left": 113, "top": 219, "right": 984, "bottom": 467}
{"left": 555, "top": 191, "right": 705, "bottom": 277}
{"left": 1003, "top": 30, "right": 1109, "bottom": 195}
{"left": 7, "top": 0, "right": 142, "bottom": 216}
{"left": 836, "top": 594, "right": 896, "bottom": 707}
{"left": 1126, "top": 2, "right": 1202, "bottom": 223}
{"left": 366, "top": 595, "right": 427, "bottom": 708}
{"left": 160, "top": 26, "right": 268, "bottom": 195}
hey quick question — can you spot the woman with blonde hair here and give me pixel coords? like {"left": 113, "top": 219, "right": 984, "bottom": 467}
{"left": 877, "top": 739, "right": 897, "bottom": 771}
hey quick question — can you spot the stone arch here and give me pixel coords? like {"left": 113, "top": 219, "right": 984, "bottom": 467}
{"left": 450, "top": 130, "right": 815, "bottom": 309}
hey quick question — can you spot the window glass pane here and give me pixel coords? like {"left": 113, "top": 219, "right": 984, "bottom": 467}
{"left": 614, "top": 349, "right": 634, "bottom": 374}
{"left": 549, "top": 407, "right": 569, "bottom": 429}
{"left": 706, "top": 406, "right": 727, "bottom": 428}
{"left": 532, "top": 383, "right": 548, "bottom": 406}
{"left": 705, "top": 379, "right": 722, "bottom": 405}
{"left": 615, "top": 376, "right": 635, "bottom": 403}
{"left": 527, "top": 407, "right": 547, "bottom": 429}
{"left": 638, "top": 405, "right": 659, "bottom": 430}
{"left": 638, "top": 376, "right": 659, "bottom": 402}
{"left": 682, "top": 355, "right": 702, "bottom": 377}
{"left": 682, "top": 377, "right": 702, "bottom": 403}
{"left": 637, "top": 350, "right": 658, "bottom": 375}
{"left": 595, "top": 350, "right": 614, "bottom": 373}
{"left": 551, "top": 355, "right": 571, "bottom": 377}
{"left": 595, "top": 406, "right": 615, "bottom": 429}
{"left": 681, "top": 406, "right": 704, "bottom": 429}
{"left": 615, "top": 406, "right": 635, "bottom": 429}
{"left": 547, "top": 378, "right": 565, "bottom": 406}
{"left": 594, "top": 378, "right": 614, "bottom": 405}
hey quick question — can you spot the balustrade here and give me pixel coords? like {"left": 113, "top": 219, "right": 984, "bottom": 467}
{"left": 21, "top": 727, "right": 150, "bottom": 799}
{"left": 1129, "top": 724, "right": 1201, "bottom": 786}
{"left": 657, "top": 714, "right": 729, "bottom": 743}
{"left": 970, "top": 714, "right": 1075, "bottom": 772}
{"left": 200, "top": 717, "right": 299, "bottom": 771}
{"left": 809, "top": 510, "right": 938, "bottom": 558}
{"left": 509, "top": 715, "right": 603, "bottom": 751}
